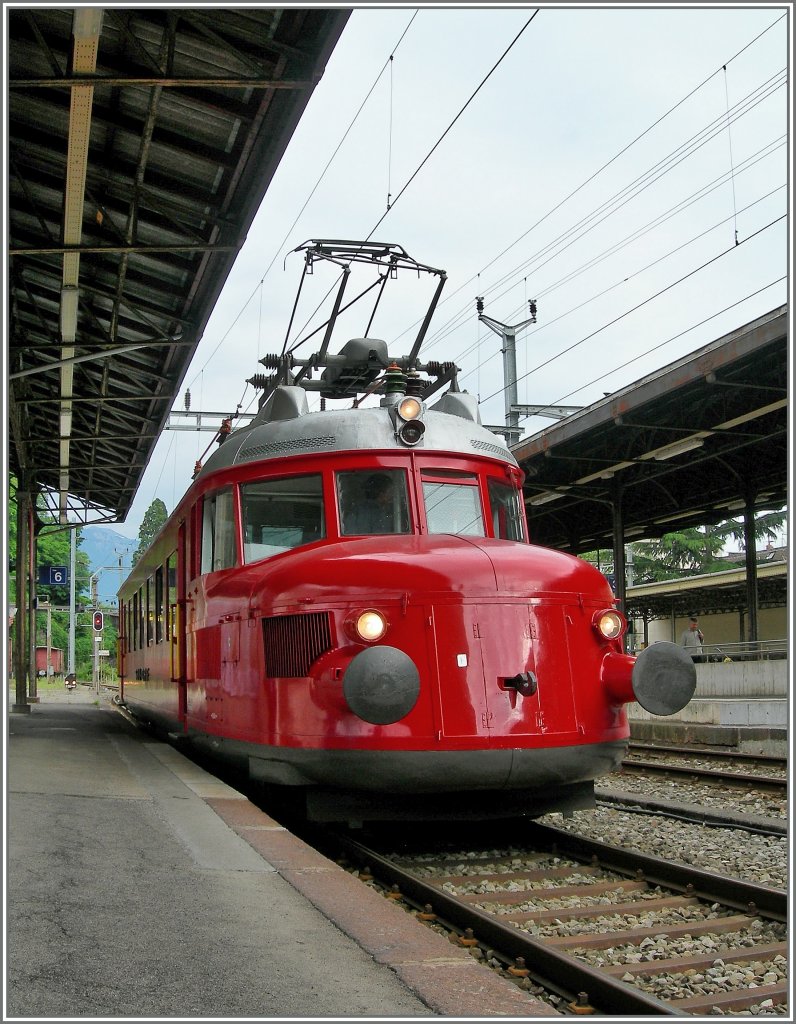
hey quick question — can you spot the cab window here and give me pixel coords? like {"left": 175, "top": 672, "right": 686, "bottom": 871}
{"left": 488, "top": 478, "right": 526, "bottom": 541}
{"left": 337, "top": 470, "right": 410, "bottom": 536}
{"left": 422, "top": 471, "right": 485, "bottom": 536}
{"left": 201, "top": 488, "right": 237, "bottom": 573}
{"left": 240, "top": 474, "right": 324, "bottom": 563}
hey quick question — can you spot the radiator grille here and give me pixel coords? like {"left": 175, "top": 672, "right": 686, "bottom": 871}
{"left": 262, "top": 612, "right": 333, "bottom": 677}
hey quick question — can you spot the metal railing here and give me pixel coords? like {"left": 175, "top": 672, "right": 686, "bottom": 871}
{"left": 700, "top": 639, "right": 788, "bottom": 662}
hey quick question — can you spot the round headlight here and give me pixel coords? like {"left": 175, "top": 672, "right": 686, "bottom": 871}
{"left": 355, "top": 610, "right": 387, "bottom": 642}
{"left": 397, "top": 419, "right": 426, "bottom": 447}
{"left": 397, "top": 396, "right": 422, "bottom": 421}
{"left": 593, "top": 609, "right": 626, "bottom": 640}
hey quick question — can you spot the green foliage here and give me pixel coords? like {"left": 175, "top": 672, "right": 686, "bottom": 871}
{"left": 132, "top": 498, "right": 168, "bottom": 566}
{"left": 580, "top": 509, "right": 788, "bottom": 586}
{"left": 8, "top": 476, "right": 116, "bottom": 674}
{"left": 630, "top": 527, "right": 727, "bottom": 583}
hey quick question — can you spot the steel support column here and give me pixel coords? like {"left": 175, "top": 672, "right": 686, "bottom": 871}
{"left": 12, "top": 488, "right": 31, "bottom": 713}
{"left": 743, "top": 494, "right": 759, "bottom": 645}
{"left": 610, "top": 481, "right": 627, "bottom": 651}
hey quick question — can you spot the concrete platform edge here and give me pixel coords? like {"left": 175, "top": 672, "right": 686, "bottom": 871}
{"left": 205, "top": 797, "right": 556, "bottom": 1018}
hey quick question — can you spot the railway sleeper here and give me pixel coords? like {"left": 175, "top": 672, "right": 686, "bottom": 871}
{"left": 672, "top": 983, "right": 788, "bottom": 1014}
{"left": 550, "top": 912, "right": 758, "bottom": 948}
{"left": 497, "top": 894, "right": 699, "bottom": 924}
{"left": 602, "top": 941, "right": 788, "bottom": 976}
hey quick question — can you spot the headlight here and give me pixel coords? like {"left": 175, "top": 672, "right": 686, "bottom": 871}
{"left": 397, "top": 396, "right": 422, "bottom": 421}
{"left": 354, "top": 609, "right": 387, "bottom": 642}
{"left": 592, "top": 608, "right": 626, "bottom": 640}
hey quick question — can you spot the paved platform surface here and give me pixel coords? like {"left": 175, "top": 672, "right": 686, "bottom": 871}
{"left": 6, "top": 688, "right": 552, "bottom": 1019}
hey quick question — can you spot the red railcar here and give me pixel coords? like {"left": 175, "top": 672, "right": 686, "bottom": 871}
{"left": 118, "top": 242, "right": 695, "bottom": 822}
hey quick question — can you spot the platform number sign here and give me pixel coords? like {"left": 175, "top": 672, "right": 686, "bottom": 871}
{"left": 38, "top": 565, "right": 69, "bottom": 586}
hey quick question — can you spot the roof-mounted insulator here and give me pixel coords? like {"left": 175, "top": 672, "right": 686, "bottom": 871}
{"left": 383, "top": 362, "right": 407, "bottom": 394}
{"left": 405, "top": 368, "right": 424, "bottom": 397}
{"left": 246, "top": 373, "right": 273, "bottom": 390}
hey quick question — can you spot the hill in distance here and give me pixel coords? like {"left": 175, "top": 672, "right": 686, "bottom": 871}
{"left": 79, "top": 526, "right": 137, "bottom": 604}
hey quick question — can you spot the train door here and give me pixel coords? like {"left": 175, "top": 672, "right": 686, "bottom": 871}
{"left": 431, "top": 602, "right": 491, "bottom": 740}
{"left": 480, "top": 602, "right": 578, "bottom": 740}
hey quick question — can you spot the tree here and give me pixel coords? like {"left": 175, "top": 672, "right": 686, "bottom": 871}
{"left": 132, "top": 498, "right": 168, "bottom": 566}
{"left": 580, "top": 509, "right": 788, "bottom": 587}
{"left": 8, "top": 476, "right": 94, "bottom": 675}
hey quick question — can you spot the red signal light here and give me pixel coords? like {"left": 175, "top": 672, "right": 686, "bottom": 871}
{"left": 93, "top": 611, "right": 104, "bottom": 631}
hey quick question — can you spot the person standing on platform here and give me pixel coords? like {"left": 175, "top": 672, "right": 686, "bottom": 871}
{"left": 680, "top": 615, "right": 705, "bottom": 663}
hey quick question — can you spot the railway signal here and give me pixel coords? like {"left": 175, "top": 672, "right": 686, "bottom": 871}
{"left": 92, "top": 611, "right": 104, "bottom": 631}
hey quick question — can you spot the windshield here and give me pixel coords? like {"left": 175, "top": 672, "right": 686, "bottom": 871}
{"left": 422, "top": 473, "right": 485, "bottom": 536}
{"left": 337, "top": 469, "right": 410, "bottom": 535}
{"left": 488, "top": 478, "right": 526, "bottom": 541}
{"left": 240, "top": 474, "right": 325, "bottom": 563}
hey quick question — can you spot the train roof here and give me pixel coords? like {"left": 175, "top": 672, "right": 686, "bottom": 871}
{"left": 196, "top": 375, "right": 518, "bottom": 480}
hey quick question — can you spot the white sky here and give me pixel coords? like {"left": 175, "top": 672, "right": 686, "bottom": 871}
{"left": 108, "top": 3, "right": 790, "bottom": 538}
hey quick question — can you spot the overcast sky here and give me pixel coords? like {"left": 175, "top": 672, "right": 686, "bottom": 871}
{"left": 108, "top": 4, "right": 789, "bottom": 539}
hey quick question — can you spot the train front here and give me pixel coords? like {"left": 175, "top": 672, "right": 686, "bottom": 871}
{"left": 218, "top": 378, "right": 696, "bottom": 823}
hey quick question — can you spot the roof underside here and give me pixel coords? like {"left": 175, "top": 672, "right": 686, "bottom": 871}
{"left": 512, "top": 306, "right": 789, "bottom": 556}
{"left": 7, "top": 6, "right": 350, "bottom": 523}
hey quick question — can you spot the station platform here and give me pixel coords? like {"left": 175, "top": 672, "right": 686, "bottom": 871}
{"left": 6, "top": 687, "right": 548, "bottom": 1020}
{"left": 628, "top": 698, "right": 788, "bottom": 755}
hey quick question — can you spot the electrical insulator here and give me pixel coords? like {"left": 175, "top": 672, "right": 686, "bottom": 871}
{"left": 184, "top": 388, "right": 191, "bottom": 411}
{"left": 476, "top": 296, "right": 484, "bottom": 314}
{"left": 529, "top": 299, "right": 538, "bottom": 322}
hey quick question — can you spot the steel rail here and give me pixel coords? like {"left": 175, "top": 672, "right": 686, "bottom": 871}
{"left": 620, "top": 758, "right": 787, "bottom": 792}
{"left": 327, "top": 829, "right": 683, "bottom": 1016}
{"left": 526, "top": 822, "right": 786, "bottom": 921}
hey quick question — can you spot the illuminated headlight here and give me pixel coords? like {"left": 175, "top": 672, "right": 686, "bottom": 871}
{"left": 592, "top": 608, "right": 627, "bottom": 640}
{"left": 355, "top": 610, "right": 387, "bottom": 642}
{"left": 397, "top": 396, "right": 422, "bottom": 421}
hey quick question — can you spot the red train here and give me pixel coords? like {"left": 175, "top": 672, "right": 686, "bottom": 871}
{"left": 118, "top": 242, "right": 695, "bottom": 822}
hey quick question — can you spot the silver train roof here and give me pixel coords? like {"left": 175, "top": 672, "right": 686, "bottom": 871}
{"left": 197, "top": 384, "right": 517, "bottom": 480}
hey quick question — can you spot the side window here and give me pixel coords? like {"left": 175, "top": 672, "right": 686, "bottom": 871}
{"left": 422, "top": 471, "right": 485, "bottom": 536}
{"left": 129, "top": 596, "right": 136, "bottom": 653}
{"left": 337, "top": 470, "right": 410, "bottom": 536}
{"left": 155, "top": 564, "right": 164, "bottom": 643}
{"left": 137, "top": 586, "right": 145, "bottom": 648}
{"left": 488, "top": 478, "right": 527, "bottom": 541}
{"left": 201, "top": 488, "right": 237, "bottom": 573}
{"left": 166, "top": 552, "right": 177, "bottom": 639}
{"left": 146, "top": 576, "right": 154, "bottom": 645}
{"left": 241, "top": 474, "right": 325, "bottom": 563}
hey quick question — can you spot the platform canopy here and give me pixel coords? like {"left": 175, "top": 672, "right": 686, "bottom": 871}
{"left": 512, "top": 306, "right": 788, "bottom": 555}
{"left": 7, "top": 6, "right": 350, "bottom": 524}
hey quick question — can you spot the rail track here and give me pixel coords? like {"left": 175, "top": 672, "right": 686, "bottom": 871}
{"left": 622, "top": 743, "right": 787, "bottom": 793}
{"left": 627, "top": 743, "right": 787, "bottom": 772}
{"left": 314, "top": 821, "right": 787, "bottom": 1017}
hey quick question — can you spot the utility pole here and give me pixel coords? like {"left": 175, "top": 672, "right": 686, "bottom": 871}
{"left": 476, "top": 297, "right": 538, "bottom": 446}
{"left": 69, "top": 526, "right": 76, "bottom": 675}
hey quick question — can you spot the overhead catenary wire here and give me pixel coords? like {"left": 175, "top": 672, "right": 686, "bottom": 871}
{"left": 185, "top": 11, "right": 418, "bottom": 389}
{"left": 363, "top": 10, "right": 540, "bottom": 242}
{"left": 453, "top": 184, "right": 786, "bottom": 376}
{"left": 454, "top": 135, "right": 786, "bottom": 358}
{"left": 278, "top": 9, "right": 540, "bottom": 356}
{"left": 418, "top": 70, "right": 786, "bottom": 356}
{"left": 435, "top": 135, "right": 785, "bottom": 364}
{"left": 477, "top": 216, "right": 786, "bottom": 407}
{"left": 389, "top": 13, "right": 787, "bottom": 350}
{"left": 544, "top": 275, "right": 786, "bottom": 411}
